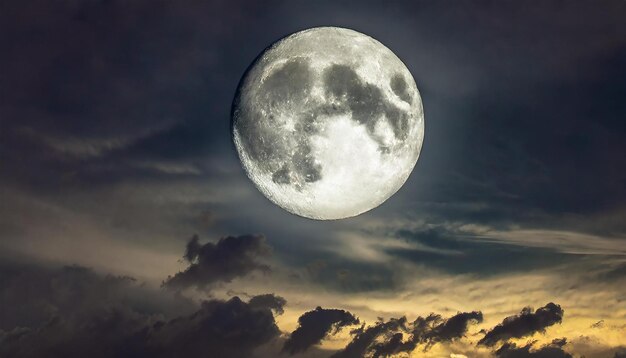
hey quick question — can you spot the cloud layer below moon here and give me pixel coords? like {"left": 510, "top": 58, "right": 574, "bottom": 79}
{"left": 1, "top": 236, "right": 622, "bottom": 357}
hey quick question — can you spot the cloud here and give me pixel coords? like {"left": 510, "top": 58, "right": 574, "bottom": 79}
{"left": 162, "top": 234, "right": 271, "bottom": 290}
{"left": 142, "top": 296, "right": 282, "bottom": 358}
{"left": 419, "top": 311, "right": 484, "bottom": 346}
{"left": 566, "top": 336, "right": 626, "bottom": 358}
{"left": 0, "top": 296, "right": 282, "bottom": 358}
{"left": 249, "top": 293, "right": 287, "bottom": 315}
{"left": 331, "top": 317, "right": 407, "bottom": 358}
{"left": 495, "top": 338, "right": 572, "bottom": 358}
{"left": 373, "top": 311, "right": 483, "bottom": 356}
{"left": 283, "top": 307, "right": 359, "bottom": 355}
{"left": 0, "top": 263, "right": 284, "bottom": 358}
{"left": 332, "top": 310, "right": 482, "bottom": 357}
{"left": 0, "top": 259, "right": 623, "bottom": 358}
{"left": 478, "top": 303, "right": 564, "bottom": 347}
{"left": 0, "top": 263, "right": 195, "bottom": 331}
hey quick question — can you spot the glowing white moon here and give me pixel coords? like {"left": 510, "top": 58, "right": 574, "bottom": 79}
{"left": 232, "top": 27, "right": 424, "bottom": 220}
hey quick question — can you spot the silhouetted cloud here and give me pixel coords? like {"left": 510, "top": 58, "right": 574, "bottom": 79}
{"left": 372, "top": 311, "right": 483, "bottom": 356}
{"left": 163, "top": 234, "right": 271, "bottom": 290}
{"left": 141, "top": 296, "right": 282, "bottom": 358}
{"left": 332, "top": 317, "right": 407, "bottom": 358}
{"left": 479, "top": 303, "right": 564, "bottom": 347}
{"left": 333, "top": 310, "right": 482, "bottom": 357}
{"left": 420, "top": 311, "right": 484, "bottom": 346}
{"left": 249, "top": 293, "right": 287, "bottom": 315}
{"left": 283, "top": 307, "right": 359, "bottom": 355}
{"left": 370, "top": 332, "right": 405, "bottom": 358}
{"left": 495, "top": 338, "right": 572, "bottom": 358}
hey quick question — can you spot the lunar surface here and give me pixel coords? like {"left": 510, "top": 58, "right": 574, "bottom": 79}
{"left": 232, "top": 27, "right": 424, "bottom": 220}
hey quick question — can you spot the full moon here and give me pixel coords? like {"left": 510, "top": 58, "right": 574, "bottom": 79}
{"left": 232, "top": 27, "right": 424, "bottom": 220}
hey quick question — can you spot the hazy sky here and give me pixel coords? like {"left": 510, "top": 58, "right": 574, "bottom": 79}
{"left": 1, "top": 1, "right": 625, "bottom": 357}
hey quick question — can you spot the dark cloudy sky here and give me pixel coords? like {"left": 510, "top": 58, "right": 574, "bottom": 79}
{"left": 1, "top": 1, "right": 625, "bottom": 357}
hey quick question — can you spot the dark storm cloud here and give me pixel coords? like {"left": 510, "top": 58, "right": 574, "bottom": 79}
{"left": 162, "top": 234, "right": 271, "bottom": 290}
{"left": 479, "top": 303, "right": 564, "bottom": 347}
{"left": 283, "top": 307, "right": 359, "bottom": 355}
{"left": 0, "top": 263, "right": 284, "bottom": 358}
{"left": 495, "top": 338, "right": 572, "bottom": 358}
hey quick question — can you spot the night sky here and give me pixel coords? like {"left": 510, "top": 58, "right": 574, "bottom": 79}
{"left": 1, "top": 1, "right": 625, "bottom": 357}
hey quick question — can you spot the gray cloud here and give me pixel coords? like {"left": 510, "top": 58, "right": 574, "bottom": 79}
{"left": 249, "top": 293, "right": 287, "bottom": 315}
{"left": 479, "top": 303, "right": 564, "bottom": 347}
{"left": 283, "top": 307, "right": 359, "bottom": 355}
{"left": 0, "top": 263, "right": 195, "bottom": 331}
{"left": 162, "top": 234, "right": 271, "bottom": 290}
{"left": 0, "top": 263, "right": 283, "bottom": 358}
